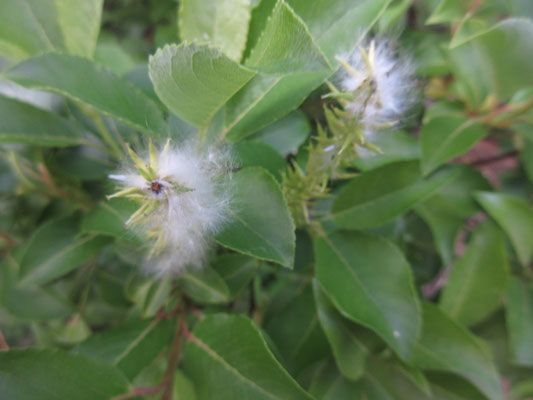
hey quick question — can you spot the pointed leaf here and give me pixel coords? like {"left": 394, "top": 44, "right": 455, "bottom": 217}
{"left": 215, "top": 167, "right": 295, "bottom": 268}
{"left": 440, "top": 221, "right": 509, "bottom": 327}
{"left": 412, "top": 302, "right": 503, "bottom": 400}
{"left": 505, "top": 277, "right": 533, "bottom": 366}
{"left": 475, "top": 191, "right": 533, "bottom": 266}
{"left": 315, "top": 230, "right": 421, "bottom": 359}
{"left": 0, "top": 348, "right": 129, "bottom": 400}
{"left": 179, "top": 266, "right": 231, "bottom": 304}
{"left": 184, "top": 314, "right": 313, "bottom": 399}
{"left": 6, "top": 53, "right": 166, "bottom": 136}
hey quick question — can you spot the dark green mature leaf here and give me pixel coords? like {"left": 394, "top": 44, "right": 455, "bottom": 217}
{"left": 331, "top": 161, "right": 457, "bottom": 230}
{"left": 6, "top": 53, "right": 165, "bottom": 136}
{"left": 149, "top": 43, "right": 256, "bottom": 127}
{"left": 420, "top": 116, "right": 487, "bottom": 175}
{"left": 265, "top": 286, "right": 330, "bottom": 374}
{"left": 313, "top": 281, "right": 367, "bottom": 380}
{"left": 0, "top": 0, "right": 102, "bottom": 60}
{"left": 308, "top": 360, "right": 363, "bottom": 400}
{"left": 18, "top": 217, "right": 109, "bottom": 287}
{"left": 179, "top": 266, "right": 231, "bottom": 304}
{"left": 450, "top": 19, "right": 533, "bottom": 106}
{"left": 315, "top": 230, "right": 421, "bottom": 359}
{"left": 0, "top": 348, "right": 130, "bottom": 400}
{"left": 0, "top": 257, "right": 72, "bottom": 320}
{"left": 415, "top": 166, "right": 490, "bottom": 266}
{"left": 213, "top": 254, "right": 258, "bottom": 298}
{"left": 184, "top": 314, "right": 313, "bottom": 399}
{"left": 215, "top": 167, "right": 295, "bottom": 268}
{"left": 476, "top": 191, "right": 533, "bottom": 266}
{"left": 0, "top": 94, "right": 84, "bottom": 146}
{"left": 222, "top": 0, "right": 390, "bottom": 141}
{"left": 505, "top": 277, "right": 533, "bottom": 366}
{"left": 75, "top": 318, "right": 174, "bottom": 380}
{"left": 178, "top": 0, "right": 251, "bottom": 61}
{"left": 234, "top": 141, "right": 286, "bottom": 180}
{"left": 440, "top": 221, "right": 509, "bottom": 327}
{"left": 248, "top": 110, "right": 311, "bottom": 156}
{"left": 245, "top": 0, "right": 330, "bottom": 74}
{"left": 411, "top": 303, "right": 503, "bottom": 400}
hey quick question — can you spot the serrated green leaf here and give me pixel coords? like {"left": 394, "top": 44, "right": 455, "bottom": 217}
{"left": 5, "top": 53, "right": 165, "bottom": 136}
{"left": 179, "top": 0, "right": 251, "bottom": 61}
{"left": 75, "top": 318, "right": 174, "bottom": 380}
{"left": 313, "top": 281, "right": 367, "bottom": 380}
{"left": 149, "top": 43, "right": 256, "bottom": 127}
{"left": 440, "top": 221, "right": 509, "bottom": 327}
{"left": 245, "top": 0, "right": 330, "bottom": 73}
{"left": 315, "top": 230, "right": 421, "bottom": 359}
{"left": 0, "top": 348, "right": 130, "bottom": 400}
{"left": 411, "top": 302, "right": 503, "bottom": 400}
{"left": 475, "top": 191, "right": 533, "bottom": 266}
{"left": 179, "top": 266, "right": 231, "bottom": 304}
{"left": 215, "top": 167, "right": 295, "bottom": 268}
{"left": 184, "top": 314, "right": 314, "bottom": 399}
{"left": 421, "top": 116, "right": 487, "bottom": 175}
{"left": 0, "top": 94, "right": 85, "bottom": 146}
{"left": 331, "top": 161, "right": 458, "bottom": 230}
{"left": 505, "top": 277, "right": 533, "bottom": 366}
{"left": 18, "top": 216, "right": 110, "bottom": 287}
{"left": 222, "top": 0, "right": 390, "bottom": 141}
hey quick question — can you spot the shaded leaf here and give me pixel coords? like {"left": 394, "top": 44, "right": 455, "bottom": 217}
{"left": 505, "top": 276, "right": 533, "bottom": 366}
{"left": 179, "top": 266, "right": 231, "bottom": 304}
{"left": 215, "top": 167, "right": 295, "bottom": 268}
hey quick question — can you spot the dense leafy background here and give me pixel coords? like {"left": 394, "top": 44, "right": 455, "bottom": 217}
{"left": 1, "top": 0, "right": 533, "bottom": 399}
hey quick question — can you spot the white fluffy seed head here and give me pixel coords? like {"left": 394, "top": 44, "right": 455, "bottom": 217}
{"left": 338, "top": 38, "right": 416, "bottom": 134}
{"left": 110, "top": 140, "right": 233, "bottom": 277}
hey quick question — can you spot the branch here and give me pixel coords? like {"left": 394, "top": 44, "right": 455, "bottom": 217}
{"left": 114, "top": 385, "right": 163, "bottom": 400}
{"left": 471, "top": 150, "right": 518, "bottom": 167}
{"left": 161, "top": 306, "right": 187, "bottom": 400}
{"left": 0, "top": 328, "right": 9, "bottom": 350}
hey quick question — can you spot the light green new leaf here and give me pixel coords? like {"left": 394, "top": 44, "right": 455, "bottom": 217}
{"left": 440, "top": 221, "right": 509, "bottom": 327}
{"left": 75, "top": 318, "right": 174, "bottom": 380}
{"left": 6, "top": 53, "right": 166, "bottom": 136}
{"left": 0, "top": 0, "right": 102, "bottom": 61}
{"left": 0, "top": 94, "right": 85, "bottom": 146}
{"left": 313, "top": 281, "right": 367, "bottom": 380}
{"left": 245, "top": 0, "right": 329, "bottom": 74}
{"left": 450, "top": 19, "right": 533, "bottom": 107}
{"left": 179, "top": 266, "right": 231, "bottom": 304}
{"left": 331, "top": 161, "right": 457, "bottom": 230}
{"left": 421, "top": 116, "right": 487, "bottom": 175}
{"left": 149, "top": 43, "right": 256, "bottom": 127}
{"left": 215, "top": 167, "right": 295, "bottom": 268}
{"left": 0, "top": 348, "right": 130, "bottom": 400}
{"left": 18, "top": 216, "right": 109, "bottom": 287}
{"left": 426, "top": 0, "right": 465, "bottom": 24}
{"left": 184, "top": 314, "right": 313, "bottom": 399}
{"left": 315, "top": 231, "right": 421, "bottom": 359}
{"left": 412, "top": 302, "right": 503, "bottom": 400}
{"left": 179, "top": 0, "right": 251, "bottom": 61}
{"left": 505, "top": 277, "right": 533, "bottom": 366}
{"left": 222, "top": 0, "right": 390, "bottom": 141}
{"left": 54, "top": 0, "right": 103, "bottom": 58}
{"left": 476, "top": 191, "right": 533, "bottom": 266}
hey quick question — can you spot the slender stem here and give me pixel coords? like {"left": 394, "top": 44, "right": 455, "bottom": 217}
{"left": 161, "top": 306, "right": 187, "bottom": 400}
{"left": 0, "top": 328, "right": 9, "bottom": 350}
{"left": 471, "top": 150, "right": 518, "bottom": 167}
{"left": 114, "top": 385, "right": 163, "bottom": 400}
